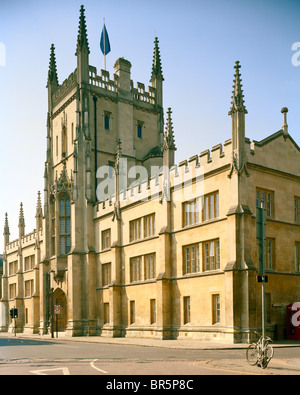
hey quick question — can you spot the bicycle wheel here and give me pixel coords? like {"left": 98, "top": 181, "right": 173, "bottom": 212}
{"left": 246, "top": 344, "right": 258, "bottom": 366}
{"left": 265, "top": 345, "right": 274, "bottom": 361}
{"left": 260, "top": 345, "right": 274, "bottom": 369}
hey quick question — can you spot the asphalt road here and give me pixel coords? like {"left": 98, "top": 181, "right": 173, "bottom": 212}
{"left": 0, "top": 337, "right": 300, "bottom": 377}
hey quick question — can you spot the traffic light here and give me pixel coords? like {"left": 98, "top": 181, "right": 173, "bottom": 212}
{"left": 10, "top": 308, "right": 18, "bottom": 319}
{"left": 13, "top": 308, "right": 18, "bottom": 319}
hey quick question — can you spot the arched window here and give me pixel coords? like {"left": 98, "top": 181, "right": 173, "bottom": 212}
{"left": 59, "top": 193, "right": 71, "bottom": 255}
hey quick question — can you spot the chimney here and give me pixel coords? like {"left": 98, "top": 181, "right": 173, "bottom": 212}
{"left": 114, "top": 58, "right": 132, "bottom": 92}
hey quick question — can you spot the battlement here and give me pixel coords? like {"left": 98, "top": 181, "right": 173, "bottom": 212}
{"left": 52, "top": 69, "right": 77, "bottom": 108}
{"left": 94, "top": 137, "right": 241, "bottom": 218}
{"left": 89, "top": 64, "right": 156, "bottom": 106}
{"left": 6, "top": 228, "right": 43, "bottom": 253}
{"left": 51, "top": 63, "right": 157, "bottom": 110}
{"left": 89, "top": 66, "right": 117, "bottom": 92}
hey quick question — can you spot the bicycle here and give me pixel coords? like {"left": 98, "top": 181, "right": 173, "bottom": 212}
{"left": 246, "top": 332, "right": 274, "bottom": 369}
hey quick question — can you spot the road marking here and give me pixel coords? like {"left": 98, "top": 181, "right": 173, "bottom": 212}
{"left": 90, "top": 359, "right": 108, "bottom": 374}
{"left": 30, "top": 367, "right": 70, "bottom": 375}
{"left": 191, "top": 361, "right": 264, "bottom": 375}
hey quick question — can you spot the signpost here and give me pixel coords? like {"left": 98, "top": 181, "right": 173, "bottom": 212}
{"left": 54, "top": 305, "right": 60, "bottom": 338}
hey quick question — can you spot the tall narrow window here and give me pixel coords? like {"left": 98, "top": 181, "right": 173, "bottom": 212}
{"left": 130, "top": 301, "right": 135, "bottom": 324}
{"left": 203, "top": 239, "right": 220, "bottom": 271}
{"left": 295, "top": 243, "right": 300, "bottom": 272}
{"left": 144, "top": 214, "right": 155, "bottom": 238}
{"left": 9, "top": 283, "right": 16, "bottom": 299}
{"left": 144, "top": 253, "right": 156, "bottom": 280}
{"left": 295, "top": 198, "right": 300, "bottom": 224}
{"left": 150, "top": 299, "right": 156, "bottom": 324}
{"left": 103, "top": 303, "right": 109, "bottom": 324}
{"left": 203, "top": 191, "right": 219, "bottom": 221}
{"left": 104, "top": 114, "right": 110, "bottom": 130}
{"left": 183, "top": 199, "right": 199, "bottom": 227}
{"left": 102, "top": 263, "right": 111, "bottom": 286}
{"left": 101, "top": 229, "right": 111, "bottom": 250}
{"left": 130, "top": 218, "right": 142, "bottom": 242}
{"left": 60, "top": 194, "right": 71, "bottom": 255}
{"left": 24, "top": 255, "right": 35, "bottom": 271}
{"left": 130, "top": 256, "right": 143, "bottom": 282}
{"left": 183, "top": 296, "right": 191, "bottom": 324}
{"left": 137, "top": 123, "right": 142, "bottom": 139}
{"left": 212, "top": 294, "right": 220, "bottom": 324}
{"left": 183, "top": 244, "right": 200, "bottom": 274}
{"left": 25, "top": 280, "right": 34, "bottom": 297}
{"left": 56, "top": 135, "right": 58, "bottom": 157}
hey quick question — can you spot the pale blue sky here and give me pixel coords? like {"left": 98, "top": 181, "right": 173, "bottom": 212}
{"left": 1, "top": 0, "right": 300, "bottom": 250}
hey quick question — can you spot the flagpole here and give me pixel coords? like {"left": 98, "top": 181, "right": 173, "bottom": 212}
{"left": 103, "top": 18, "right": 106, "bottom": 71}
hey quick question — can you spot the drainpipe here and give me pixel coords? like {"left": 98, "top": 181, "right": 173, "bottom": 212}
{"left": 93, "top": 96, "right": 98, "bottom": 201}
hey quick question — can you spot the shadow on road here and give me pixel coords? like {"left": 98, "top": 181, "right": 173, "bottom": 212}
{"left": 0, "top": 338, "right": 62, "bottom": 347}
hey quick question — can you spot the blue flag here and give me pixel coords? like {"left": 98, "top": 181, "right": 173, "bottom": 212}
{"left": 100, "top": 23, "right": 111, "bottom": 55}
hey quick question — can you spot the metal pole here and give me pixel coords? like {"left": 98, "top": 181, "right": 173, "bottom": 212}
{"left": 103, "top": 18, "right": 106, "bottom": 71}
{"left": 50, "top": 288, "right": 54, "bottom": 338}
{"left": 260, "top": 203, "right": 266, "bottom": 352}
{"left": 262, "top": 276, "right": 266, "bottom": 351}
{"left": 14, "top": 306, "right": 16, "bottom": 337}
{"left": 56, "top": 313, "right": 58, "bottom": 338}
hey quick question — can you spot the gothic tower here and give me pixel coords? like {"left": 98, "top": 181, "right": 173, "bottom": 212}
{"left": 41, "top": 5, "right": 169, "bottom": 336}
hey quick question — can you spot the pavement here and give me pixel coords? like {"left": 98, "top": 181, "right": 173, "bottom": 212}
{"left": 1, "top": 331, "right": 300, "bottom": 350}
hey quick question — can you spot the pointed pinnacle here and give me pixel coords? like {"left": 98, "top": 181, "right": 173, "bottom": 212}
{"left": 19, "top": 203, "right": 25, "bottom": 227}
{"left": 228, "top": 61, "right": 247, "bottom": 115}
{"left": 47, "top": 44, "right": 59, "bottom": 87}
{"left": 75, "top": 5, "right": 90, "bottom": 55}
{"left": 151, "top": 37, "right": 164, "bottom": 81}
{"left": 4, "top": 212, "right": 10, "bottom": 235}
{"left": 36, "top": 191, "right": 43, "bottom": 217}
{"left": 163, "top": 108, "right": 176, "bottom": 151}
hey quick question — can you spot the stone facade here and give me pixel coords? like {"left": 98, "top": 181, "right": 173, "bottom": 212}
{"left": 1, "top": 6, "right": 300, "bottom": 343}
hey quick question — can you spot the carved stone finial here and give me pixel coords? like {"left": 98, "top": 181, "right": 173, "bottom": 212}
{"left": 151, "top": 37, "right": 164, "bottom": 82}
{"left": 228, "top": 61, "right": 247, "bottom": 115}
{"left": 163, "top": 108, "right": 176, "bottom": 151}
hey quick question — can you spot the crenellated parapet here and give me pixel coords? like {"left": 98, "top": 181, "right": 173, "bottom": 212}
{"left": 94, "top": 137, "right": 241, "bottom": 218}
{"left": 52, "top": 69, "right": 77, "bottom": 108}
{"left": 5, "top": 229, "right": 43, "bottom": 252}
{"left": 89, "top": 65, "right": 156, "bottom": 107}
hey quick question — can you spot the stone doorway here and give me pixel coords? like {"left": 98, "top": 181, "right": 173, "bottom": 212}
{"left": 53, "top": 288, "right": 67, "bottom": 332}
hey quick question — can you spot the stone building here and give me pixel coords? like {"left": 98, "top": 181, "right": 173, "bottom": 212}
{"left": 1, "top": 6, "right": 299, "bottom": 343}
